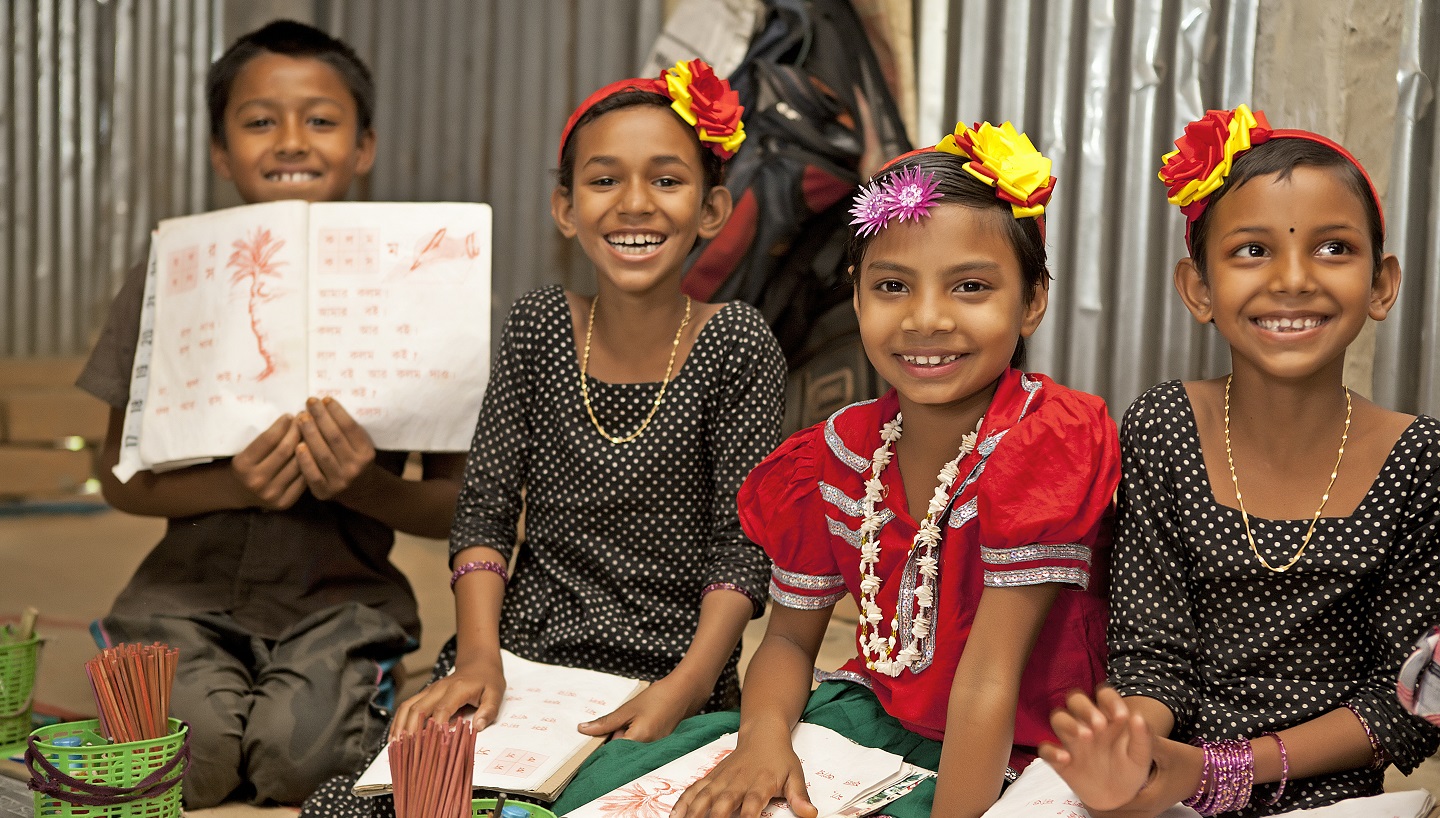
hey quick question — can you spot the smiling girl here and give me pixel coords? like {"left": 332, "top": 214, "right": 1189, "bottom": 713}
{"left": 1040, "top": 107, "right": 1440, "bottom": 817}
{"left": 553, "top": 123, "right": 1119, "bottom": 818}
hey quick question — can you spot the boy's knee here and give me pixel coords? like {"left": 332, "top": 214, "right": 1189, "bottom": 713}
{"left": 244, "top": 693, "right": 382, "bottom": 805}
{"left": 176, "top": 704, "right": 247, "bottom": 809}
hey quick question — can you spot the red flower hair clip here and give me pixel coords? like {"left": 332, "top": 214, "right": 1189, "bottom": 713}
{"left": 557, "top": 59, "right": 745, "bottom": 165}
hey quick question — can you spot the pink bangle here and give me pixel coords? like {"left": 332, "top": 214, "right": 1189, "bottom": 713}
{"left": 450, "top": 560, "right": 509, "bottom": 589}
{"left": 1261, "top": 733, "right": 1288, "bottom": 806}
{"left": 1343, "top": 702, "right": 1388, "bottom": 770}
{"left": 1182, "top": 738, "right": 1253, "bottom": 815}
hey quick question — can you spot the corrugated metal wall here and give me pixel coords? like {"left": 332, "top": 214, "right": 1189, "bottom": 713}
{"left": 2, "top": 0, "right": 219, "bottom": 358}
{"left": 916, "top": 0, "right": 1258, "bottom": 417}
{"left": 1375, "top": 0, "right": 1440, "bottom": 416}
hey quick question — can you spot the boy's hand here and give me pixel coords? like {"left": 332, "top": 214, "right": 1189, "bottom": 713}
{"left": 296, "top": 397, "right": 377, "bottom": 500}
{"left": 671, "top": 736, "right": 816, "bottom": 818}
{"left": 230, "top": 414, "right": 306, "bottom": 510}
{"left": 577, "top": 672, "right": 707, "bottom": 743}
{"left": 1039, "top": 687, "right": 1154, "bottom": 812}
{"left": 390, "top": 652, "right": 507, "bottom": 740}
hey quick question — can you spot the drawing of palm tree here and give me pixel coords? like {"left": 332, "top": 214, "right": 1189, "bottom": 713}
{"left": 226, "top": 227, "right": 287, "bottom": 381}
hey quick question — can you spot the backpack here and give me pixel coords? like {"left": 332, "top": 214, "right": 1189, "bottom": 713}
{"left": 682, "top": 0, "right": 911, "bottom": 433}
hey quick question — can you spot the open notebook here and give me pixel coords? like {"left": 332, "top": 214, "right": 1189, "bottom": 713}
{"left": 117, "top": 200, "right": 492, "bottom": 480}
{"left": 981, "top": 759, "right": 1435, "bottom": 818}
{"left": 355, "top": 651, "right": 646, "bottom": 802}
{"left": 561, "top": 722, "right": 934, "bottom": 817}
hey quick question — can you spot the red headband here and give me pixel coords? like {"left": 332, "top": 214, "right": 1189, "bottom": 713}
{"left": 1158, "top": 106, "right": 1384, "bottom": 253}
{"left": 557, "top": 59, "right": 746, "bottom": 167}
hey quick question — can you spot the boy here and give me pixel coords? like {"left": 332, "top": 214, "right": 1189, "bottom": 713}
{"left": 76, "top": 20, "right": 466, "bottom": 807}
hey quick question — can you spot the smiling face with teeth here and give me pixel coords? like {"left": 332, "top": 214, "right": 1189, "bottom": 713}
{"left": 551, "top": 104, "right": 731, "bottom": 299}
{"left": 853, "top": 203, "right": 1047, "bottom": 419}
{"left": 209, "top": 52, "right": 376, "bottom": 204}
{"left": 1175, "top": 165, "right": 1401, "bottom": 384}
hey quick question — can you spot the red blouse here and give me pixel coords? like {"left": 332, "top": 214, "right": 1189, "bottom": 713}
{"left": 738, "top": 369, "right": 1118, "bottom": 755}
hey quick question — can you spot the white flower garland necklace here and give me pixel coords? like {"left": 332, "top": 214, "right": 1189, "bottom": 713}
{"left": 858, "top": 411, "right": 982, "bottom": 677}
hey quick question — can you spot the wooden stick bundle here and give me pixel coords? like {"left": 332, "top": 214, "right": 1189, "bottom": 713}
{"left": 84, "top": 643, "right": 178, "bottom": 743}
{"left": 390, "top": 721, "right": 477, "bottom": 818}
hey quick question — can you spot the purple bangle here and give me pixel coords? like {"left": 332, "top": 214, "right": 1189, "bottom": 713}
{"left": 450, "top": 560, "right": 508, "bottom": 589}
{"left": 1261, "top": 733, "right": 1288, "bottom": 806}
{"left": 1182, "top": 738, "right": 1253, "bottom": 815}
{"left": 1343, "top": 702, "right": 1389, "bottom": 770}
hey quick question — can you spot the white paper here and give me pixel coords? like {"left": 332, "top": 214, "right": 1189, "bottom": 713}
{"left": 118, "top": 200, "right": 491, "bottom": 480}
{"left": 563, "top": 723, "right": 931, "bottom": 818}
{"left": 356, "top": 651, "right": 646, "bottom": 797}
{"left": 982, "top": 759, "right": 1433, "bottom": 818}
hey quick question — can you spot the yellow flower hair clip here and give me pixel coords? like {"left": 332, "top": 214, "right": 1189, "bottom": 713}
{"left": 936, "top": 121, "right": 1056, "bottom": 219}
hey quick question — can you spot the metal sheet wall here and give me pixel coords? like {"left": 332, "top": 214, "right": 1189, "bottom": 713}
{"left": 1375, "top": 0, "right": 1440, "bottom": 416}
{"left": 2, "top": 0, "right": 219, "bottom": 357}
{"left": 916, "top": 0, "right": 1258, "bottom": 417}
{"left": 320, "top": 0, "right": 664, "bottom": 341}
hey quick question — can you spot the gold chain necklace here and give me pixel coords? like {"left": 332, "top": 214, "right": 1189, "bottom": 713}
{"left": 579, "top": 295, "right": 691, "bottom": 444}
{"left": 1223, "top": 374, "right": 1351, "bottom": 573}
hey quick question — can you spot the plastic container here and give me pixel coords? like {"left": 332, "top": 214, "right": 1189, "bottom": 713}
{"left": 471, "top": 798, "right": 558, "bottom": 818}
{"left": 0, "top": 634, "right": 41, "bottom": 745}
{"left": 27, "top": 718, "right": 188, "bottom": 818}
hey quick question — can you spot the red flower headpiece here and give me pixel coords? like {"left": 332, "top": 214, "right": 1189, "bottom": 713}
{"left": 1159, "top": 105, "right": 1384, "bottom": 252}
{"left": 557, "top": 59, "right": 746, "bottom": 166}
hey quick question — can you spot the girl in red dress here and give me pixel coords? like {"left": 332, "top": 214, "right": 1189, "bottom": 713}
{"left": 554, "top": 122, "right": 1120, "bottom": 818}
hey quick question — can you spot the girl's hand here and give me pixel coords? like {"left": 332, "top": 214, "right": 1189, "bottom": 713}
{"left": 230, "top": 414, "right": 306, "bottom": 510}
{"left": 389, "top": 652, "right": 506, "bottom": 740}
{"left": 576, "top": 672, "right": 708, "bottom": 742}
{"left": 295, "top": 396, "right": 377, "bottom": 500}
{"left": 1039, "top": 687, "right": 1154, "bottom": 811}
{"left": 671, "top": 737, "right": 816, "bottom": 818}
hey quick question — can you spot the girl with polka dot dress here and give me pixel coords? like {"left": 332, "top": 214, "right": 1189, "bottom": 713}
{"left": 300, "top": 60, "right": 785, "bottom": 818}
{"left": 1041, "top": 108, "right": 1440, "bottom": 816}
{"left": 553, "top": 125, "right": 1119, "bottom": 818}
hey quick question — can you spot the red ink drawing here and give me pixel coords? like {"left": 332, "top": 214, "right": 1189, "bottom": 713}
{"left": 590, "top": 779, "right": 684, "bottom": 817}
{"left": 226, "top": 227, "right": 288, "bottom": 381}
{"left": 407, "top": 228, "right": 482, "bottom": 271}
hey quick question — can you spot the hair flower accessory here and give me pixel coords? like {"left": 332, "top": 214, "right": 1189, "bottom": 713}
{"left": 936, "top": 121, "right": 1055, "bottom": 218}
{"left": 881, "top": 165, "right": 942, "bottom": 223}
{"left": 1158, "top": 104, "right": 1272, "bottom": 222}
{"left": 848, "top": 166, "right": 942, "bottom": 235}
{"left": 663, "top": 59, "right": 746, "bottom": 159}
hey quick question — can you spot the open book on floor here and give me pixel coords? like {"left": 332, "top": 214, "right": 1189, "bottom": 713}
{"left": 355, "top": 651, "right": 646, "bottom": 802}
{"left": 981, "top": 758, "right": 1435, "bottom": 818}
{"left": 561, "top": 722, "right": 934, "bottom": 817}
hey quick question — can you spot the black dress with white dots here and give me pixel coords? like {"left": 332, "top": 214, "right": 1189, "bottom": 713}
{"left": 446, "top": 285, "right": 783, "bottom": 709}
{"left": 1107, "top": 381, "right": 1440, "bottom": 816}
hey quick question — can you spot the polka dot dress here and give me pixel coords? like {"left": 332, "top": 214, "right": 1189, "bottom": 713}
{"left": 1107, "top": 381, "right": 1440, "bottom": 816}
{"left": 452, "top": 285, "right": 784, "bottom": 707}
{"left": 299, "top": 286, "right": 784, "bottom": 818}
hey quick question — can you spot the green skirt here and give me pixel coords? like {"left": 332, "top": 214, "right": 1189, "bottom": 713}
{"left": 552, "top": 681, "right": 940, "bottom": 816}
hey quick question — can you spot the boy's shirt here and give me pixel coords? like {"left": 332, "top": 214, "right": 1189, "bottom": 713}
{"left": 78, "top": 255, "right": 422, "bottom": 641}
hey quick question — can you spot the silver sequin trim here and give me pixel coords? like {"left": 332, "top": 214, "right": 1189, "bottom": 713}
{"left": 980, "top": 543, "right": 1093, "bottom": 566}
{"left": 827, "top": 517, "right": 862, "bottom": 548}
{"left": 770, "top": 580, "right": 847, "bottom": 610}
{"left": 976, "top": 429, "right": 1008, "bottom": 458}
{"left": 948, "top": 497, "right": 979, "bottom": 529}
{"left": 983, "top": 566, "right": 1090, "bottom": 590}
{"left": 772, "top": 565, "right": 845, "bottom": 592}
{"left": 819, "top": 481, "right": 864, "bottom": 518}
{"left": 814, "top": 667, "right": 873, "bottom": 690}
{"left": 1018, "top": 372, "right": 1042, "bottom": 419}
{"left": 824, "top": 399, "right": 878, "bottom": 473}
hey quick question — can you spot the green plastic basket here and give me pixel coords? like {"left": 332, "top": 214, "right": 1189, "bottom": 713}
{"left": 471, "top": 798, "right": 558, "bottom": 818}
{"left": 27, "top": 718, "right": 188, "bottom": 818}
{"left": 0, "top": 635, "right": 40, "bottom": 745}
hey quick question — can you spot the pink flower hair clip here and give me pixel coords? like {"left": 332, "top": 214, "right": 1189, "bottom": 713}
{"left": 848, "top": 166, "right": 942, "bottom": 236}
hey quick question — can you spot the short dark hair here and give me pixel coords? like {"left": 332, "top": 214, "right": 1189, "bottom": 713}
{"left": 847, "top": 150, "right": 1052, "bottom": 369}
{"left": 206, "top": 19, "right": 374, "bottom": 146}
{"left": 557, "top": 90, "right": 726, "bottom": 192}
{"left": 1188, "top": 138, "right": 1385, "bottom": 278}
